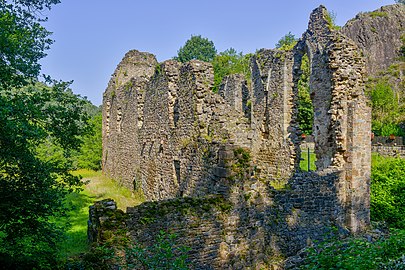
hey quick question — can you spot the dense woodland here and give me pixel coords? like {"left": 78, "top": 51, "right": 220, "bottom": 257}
{"left": 0, "top": 0, "right": 404, "bottom": 269}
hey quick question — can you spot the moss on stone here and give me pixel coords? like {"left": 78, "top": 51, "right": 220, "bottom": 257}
{"left": 369, "top": 11, "right": 388, "bottom": 18}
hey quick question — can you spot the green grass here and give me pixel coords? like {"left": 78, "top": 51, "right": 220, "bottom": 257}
{"left": 300, "top": 150, "right": 316, "bottom": 171}
{"left": 57, "top": 169, "right": 144, "bottom": 262}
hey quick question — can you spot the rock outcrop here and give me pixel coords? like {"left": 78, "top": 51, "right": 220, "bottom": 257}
{"left": 341, "top": 4, "right": 405, "bottom": 76}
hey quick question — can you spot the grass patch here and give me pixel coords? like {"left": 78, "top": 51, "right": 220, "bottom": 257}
{"left": 300, "top": 149, "right": 316, "bottom": 171}
{"left": 57, "top": 169, "right": 144, "bottom": 262}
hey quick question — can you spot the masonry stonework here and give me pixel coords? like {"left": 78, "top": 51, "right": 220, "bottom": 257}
{"left": 97, "top": 5, "right": 373, "bottom": 269}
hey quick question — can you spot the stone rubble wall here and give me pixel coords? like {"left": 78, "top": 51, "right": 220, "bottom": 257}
{"left": 90, "top": 151, "right": 346, "bottom": 269}
{"left": 103, "top": 56, "right": 252, "bottom": 200}
{"left": 372, "top": 145, "right": 405, "bottom": 158}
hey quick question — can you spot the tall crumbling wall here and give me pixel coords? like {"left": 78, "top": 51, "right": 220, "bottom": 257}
{"left": 99, "top": 5, "right": 372, "bottom": 268}
{"left": 102, "top": 51, "right": 157, "bottom": 188}
{"left": 250, "top": 49, "right": 297, "bottom": 185}
{"left": 103, "top": 56, "right": 252, "bottom": 200}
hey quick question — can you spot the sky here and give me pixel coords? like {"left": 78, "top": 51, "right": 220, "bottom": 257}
{"left": 39, "top": 0, "right": 397, "bottom": 106}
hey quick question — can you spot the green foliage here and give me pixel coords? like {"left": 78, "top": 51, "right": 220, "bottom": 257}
{"left": 401, "top": 35, "right": 405, "bottom": 58}
{"left": 395, "top": 0, "right": 405, "bottom": 4}
{"left": 0, "top": 82, "right": 90, "bottom": 268}
{"left": 368, "top": 80, "right": 404, "bottom": 136}
{"left": 325, "top": 10, "right": 341, "bottom": 30}
{"left": 371, "top": 155, "right": 405, "bottom": 229}
{"left": 368, "top": 11, "right": 388, "bottom": 18}
{"left": 175, "top": 35, "right": 217, "bottom": 63}
{"left": 0, "top": 0, "right": 60, "bottom": 88}
{"left": 301, "top": 229, "right": 405, "bottom": 270}
{"left": 211, "top": 48, "right": 251, "bottom": 92}
{"left": 76, "top": 111, "right": 102, "bottom": 170}
{"left": 126, "top": 230, "right": 191, "bottom": 270}
{"left": 65, "top": 245, "right": 115, "bottom": 270}
{"left": 275, "top": 33, "right": 313, "bottom": 134}
{"left": 275, "top": 32, "right": 298, "bottom": 51}
{"left": 297, "top": 55, "right": 313, "bottom": 135}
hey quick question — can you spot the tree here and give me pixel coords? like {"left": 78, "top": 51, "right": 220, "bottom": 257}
{"left": 368, "top": 81, "right": 404, "bottom": 136}
{"left": 0, "top": 0, "right": 60, "bottom": 87}
{"left": 76, "top": 110, "right": 103, "bottom": 171}
{"left": 0, "top": 82, "right": 90, "bottom": 269}
{"left": 275, "top": 32, "right": 297, "bottom": 51}
{"left": 0, "top": 1, "right": 91, "bottom": 268}
{"left": 297, "top": 55, "right": 313, "bottom": 135}
{"left": 175, "top": 35, "right": 217, "bottom": 63}
{"left": 211, "top": 48, "right": 251, "bottom": 92}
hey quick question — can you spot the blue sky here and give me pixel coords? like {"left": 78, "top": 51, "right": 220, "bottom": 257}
{"left": 39, "top": 0, "right": 396, "bottom": 106}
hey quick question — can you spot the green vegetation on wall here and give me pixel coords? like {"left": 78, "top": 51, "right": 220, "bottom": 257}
{"left": 275, "top": 32, "right": 298, "bottom": 51}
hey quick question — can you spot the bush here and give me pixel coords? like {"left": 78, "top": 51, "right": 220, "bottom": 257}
{"left": 371, "top": 155, "right": 405, "bottom": 228}
{"left": 126, "top": 231, "right": 191, "bottom": 270}
{"left": 301, "top": 229, "right": 405, "bottom": 270}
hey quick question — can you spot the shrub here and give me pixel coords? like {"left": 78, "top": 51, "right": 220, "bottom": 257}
{"left": 371, "top": 155, "right": 405, "bottom": 229}
{"left": 126, "top": 230, "right": 191, "bottom": 270}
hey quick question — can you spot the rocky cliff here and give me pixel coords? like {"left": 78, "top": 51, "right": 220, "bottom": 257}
{"left": 341, "top": 4, "right": 405, "bottom": 76}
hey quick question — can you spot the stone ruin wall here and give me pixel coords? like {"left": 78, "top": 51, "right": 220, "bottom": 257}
{"left": 98, "top": 5, "right": 373, "bottom": 269}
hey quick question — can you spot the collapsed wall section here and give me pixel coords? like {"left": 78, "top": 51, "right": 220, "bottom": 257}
{"left": 89, "top": 167, "right": 346, "bottom": 269}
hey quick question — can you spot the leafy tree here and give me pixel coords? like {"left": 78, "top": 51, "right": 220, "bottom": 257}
{"left": 0, "top": 0, "right": 91, "bottom": 268}
{"left": 0, "top": 0, "right": 60, "bottom": 87}
{"left": 0, "top": 82, "right": 90, "bottom": 269}
{"left": 275, "top": 32, "right": 297, "bottom": 51}
{"left": 175, "top": 35, "right": 217, "bottom": 63}
{"left": 76, "top": 110, "right": 102, "bottom": 171}
{"left": 211, "top": 48, "right": 251, "bottom": 92}
{"left": 368, "top": 80, "right": 404, "bottom": 136}
{"left": 371, "top": 155, "right": 405, "bottom": 228}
